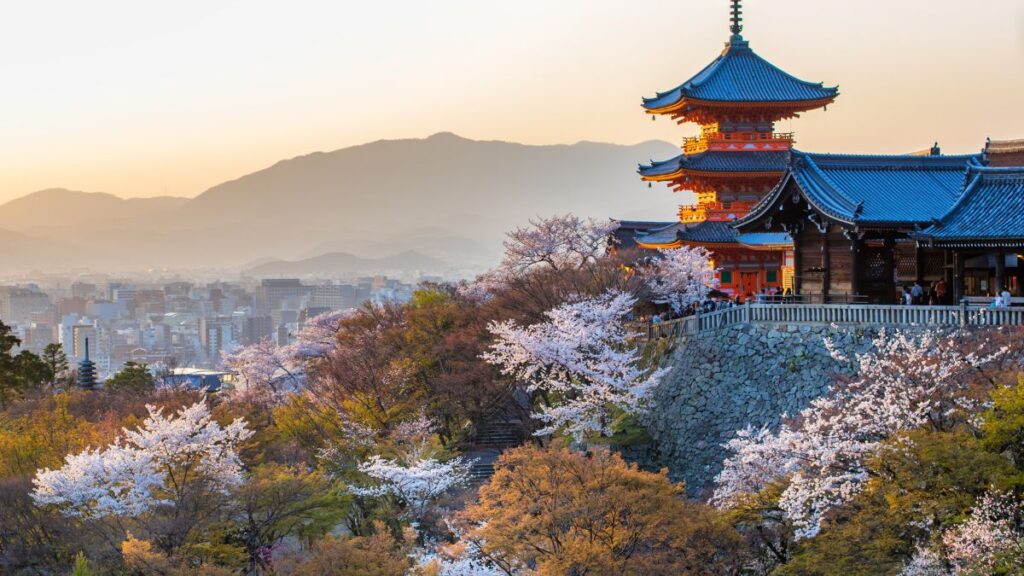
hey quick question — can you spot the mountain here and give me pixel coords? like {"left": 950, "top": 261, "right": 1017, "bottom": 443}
{"left": 0, "top": 189, "right": 188, "bottom": 233}
{"left": 0, "top": 134, "right": 679, "bottom": 275}
{"left": 245, "top": 250, "right": 449, "bottom": 278}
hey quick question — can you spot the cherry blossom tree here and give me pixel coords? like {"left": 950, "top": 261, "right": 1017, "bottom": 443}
{"left": 223, "top": 339, "right": 303, "bottom": 402}
{"left": 500, "top": 215, "right": 619, "bottom": 276}
{"left": 899, "top": 546, "right": 949, "bottom": 576}
{"left": 459, "top": 215, "right": 620, "bottom": 303}
{"left": 347, "top": 414, "right": 469, "bottom": 520}
{"left": 32, "top": 401, "right": 252, "bottom": 553}
{"left": 943, "top": 490, "right": 1024, "bottom": 574}
{"left": 638, "top": 246, "right": 717, "bottom": 313}
{"left": 712, "top": 329, "right": 1007, "bottom": 539}
{"left": 483, "top": 290, "right": 667, "bottom": 440}
{"left": 286, "top": 309, "right": 349, "bottom": 361}
{"left": 353, "top": 454, "right": 470, "bottom": 520}
{"left": 223, "top": 309, "right": 348, "bottom": 403}
{"left": 415, "top": 536, "right": 513, "bottom": 576}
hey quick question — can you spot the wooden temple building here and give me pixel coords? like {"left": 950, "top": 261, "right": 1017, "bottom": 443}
{"left": 617, "top": 1, "right": 1024, "bottom": 305}
{"left": 618, "top": 0, "right": 837, "bottom": 297}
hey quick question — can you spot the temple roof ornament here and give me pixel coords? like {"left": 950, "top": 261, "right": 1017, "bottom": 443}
{"left": 642, "top": 1, "right": 838, "bottom": 118}
{"left": 730, "top": 0, "right": 744, "bottom": 40}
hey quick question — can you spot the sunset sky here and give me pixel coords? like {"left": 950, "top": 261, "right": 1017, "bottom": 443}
{"left": 1, "top": 0, "right": 1022, "bottom": 203}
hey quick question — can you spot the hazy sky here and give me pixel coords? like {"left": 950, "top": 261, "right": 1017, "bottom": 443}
{"left": 1, "top": 0, "right": 1022, "bottom": 203}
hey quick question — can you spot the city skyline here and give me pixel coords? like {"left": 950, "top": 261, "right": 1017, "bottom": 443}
{"left": 2, "top": 0, "right": 1022, "bottom": 203}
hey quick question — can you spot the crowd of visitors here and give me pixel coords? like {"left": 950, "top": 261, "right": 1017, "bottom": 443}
{"left": 899, "top": 279, "right": 949, "bottom": 305}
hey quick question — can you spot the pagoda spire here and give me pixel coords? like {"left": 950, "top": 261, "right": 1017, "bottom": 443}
{"left": 729, "top": 0, "right": 744, "bottom": 41}
{"left": 78, "top": 337, "right": 98, "bottom": 390}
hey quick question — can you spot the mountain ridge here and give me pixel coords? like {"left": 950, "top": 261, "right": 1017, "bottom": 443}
{"left": 0, "top": 133, "right": 680, "bottom": 275}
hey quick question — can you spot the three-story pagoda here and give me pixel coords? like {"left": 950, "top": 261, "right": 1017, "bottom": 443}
{"left": 631, "top": 0, "right": 837, "bottom": 297}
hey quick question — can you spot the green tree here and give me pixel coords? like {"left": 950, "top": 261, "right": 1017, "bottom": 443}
{"left": 41, "top": 343, "right": 69, "bottom": 386}
{"left": 0, "top": 320, "right": 46, "bottom": 407}
{"left": 70, "top": 551, "right": 91, "bottom": 576}
{"left": 983, "top": 373, "right": 1024, "bottom": 468}
{"left": 104, "top": 361, "right": 155, "bottom": 394}
{"left": 777, "top": 430, "right": 1018, "bottom": 576}
{"left": 234, "top": 463, "right": 349, "bottom": 572}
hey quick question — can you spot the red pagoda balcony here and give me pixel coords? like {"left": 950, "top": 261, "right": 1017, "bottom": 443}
{"left": 679, "top": 201, "right": 757, "bottom": 223}
{"left": 684, "top": 132, "right": 795, "bottom": 155}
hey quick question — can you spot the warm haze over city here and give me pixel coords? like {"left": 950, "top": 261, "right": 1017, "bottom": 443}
{"left": 3, "top": 1, "right": 1024, "bottom": 574}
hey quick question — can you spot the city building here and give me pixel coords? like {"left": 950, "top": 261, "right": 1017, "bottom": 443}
{"left": 241, "top": 315, "right": 273, "bottom": 344}
{"left": 71, "top": 324, "right": 98, "bottom": 362}
{"left": 0, "top": 288, "right": 52, "bottom": 324}
{"left": 255, "top": 279, "right": 312, "bottom": 311}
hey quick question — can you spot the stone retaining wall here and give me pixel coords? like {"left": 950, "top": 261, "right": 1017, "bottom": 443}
{"left": 640, "top": 322, "right": 883, "bottom": 493}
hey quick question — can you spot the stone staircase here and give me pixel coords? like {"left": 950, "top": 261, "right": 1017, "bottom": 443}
{"left": 465, "top": 418, "right": 526, "bottom": 482}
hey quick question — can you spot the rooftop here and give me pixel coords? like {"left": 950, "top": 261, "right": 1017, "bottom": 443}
{"left": 635, "top": 220, "right": 740, "bottom": 248}
{"left": 640, "top": 150, "right": 789, "bottom": 179}
{"left": 738, "top": 151, "right": 984, "bottom": 227}
{"left": 642, "top": 36, "right": 838, "bottom": 113}
{"left": 918, "top": 167, "right": 1024, "bottom": 247}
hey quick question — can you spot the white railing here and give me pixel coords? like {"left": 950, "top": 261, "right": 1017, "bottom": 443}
{"left": 637, "top": 303, "right": 1024, "bottom": 340}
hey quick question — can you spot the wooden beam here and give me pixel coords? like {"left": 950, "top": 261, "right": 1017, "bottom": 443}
{"left": 996, "top": 249, "right": 1007, "bottom": 296}
{"left": 850, "top": 234, "right": 861, "bottom": 297}
{"left": 821, "top": 227, "right": 831, "bottom": 300}
{"left": 883, "top": 236, "right": 896, "bottom": 304}
{"left": 793, "top": 228, "right": 803, "bottom": 295}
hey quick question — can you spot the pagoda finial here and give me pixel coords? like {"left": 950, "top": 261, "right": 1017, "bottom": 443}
{"left": 729, "top": 0, "right": 744, "bottom": 38}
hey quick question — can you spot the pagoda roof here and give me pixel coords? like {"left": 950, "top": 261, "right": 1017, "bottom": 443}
{"left": 737, "top": 151, "right": 985, "bottom": 228}
{"left": 643, "top": 37, "right": 838, "bottom": 112}
{"left": 635, "top": 220, "right": 741, "bottom": 248}
{"left": 634, "top": 222, "right": 687, "bottom": 248}
{"left": 640, "top": 149, "right": 789, "bottom": 179}
{"left": 918, "top": 167, "right": 1024, "bottom": 248}
{"left": 612, "top": 220, "right": 676, "bottom": 249}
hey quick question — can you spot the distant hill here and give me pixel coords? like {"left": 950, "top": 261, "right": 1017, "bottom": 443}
{"left": 0, "top": 189, "right": 187, "bottom": 233}
{"left": 245, "top": 250, "right": 449, "bottom": 277}
{"left": 0, "top": 134, "right": 679, "bottom": 274}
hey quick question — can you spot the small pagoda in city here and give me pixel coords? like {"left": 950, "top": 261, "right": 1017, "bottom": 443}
{"left": 625, "top": 0, "right": 837, "bottom": 297}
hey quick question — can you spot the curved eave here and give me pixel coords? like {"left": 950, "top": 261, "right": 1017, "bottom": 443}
{"left": 922, "top": 239, "right": 1024, "bottom": 249}
{"left": 636, "top": 239, "right": 683, "bottom": 250}
{"left": 732, "top": 172, "right": 794, "bottom": 230}
{"left": 644, "top": 96, "right": 837, "bottom": 117}
{"left": 641, "top": 169, "right": 785, "bottom": 182}
{"left": 678, "top": 240, "right": 740, "bottom": 248}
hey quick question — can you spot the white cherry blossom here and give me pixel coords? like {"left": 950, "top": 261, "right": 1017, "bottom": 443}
{"left": 32, "top": 401, "right": 252, "bottom": 519}
{"left": 483, "top": 290, "right": 667, "bottom": 440}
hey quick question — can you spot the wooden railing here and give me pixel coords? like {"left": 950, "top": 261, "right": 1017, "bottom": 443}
{"left": 683, "top": 132, "right": 795, "bottom": 155}
{"left": 636, "top": 302, "right": 1024, "bottom": 340}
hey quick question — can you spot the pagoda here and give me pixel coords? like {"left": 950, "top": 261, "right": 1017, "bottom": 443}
{"left": 77, "top": 338, "right": 98, "bottom": 390}
{"left": 631, "top": 0, "right": 838, "bottom": 297}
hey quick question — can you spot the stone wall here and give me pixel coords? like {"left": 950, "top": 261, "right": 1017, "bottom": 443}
{"left": 640, "top": 322, "right": 882, "bottom": 493}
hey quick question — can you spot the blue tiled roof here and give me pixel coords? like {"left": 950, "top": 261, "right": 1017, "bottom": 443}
{"left": 643, "top": 38, "right": 838, "bottom": 110}
{"left": 737, "top": 232, "right": 792, "bottom": 247}
{"left": 635, "top": 220, "right": 740, "bottom": 247}
{"left": 635, "top": 222, "right": 686, "bottom": 246}
{"left": 612, "top": 220, "right": 675, "bottom": 249}
{"left": 678, "top": 220, "right": 739, "bottom": 243}
{"left": 920, "top": 168, "right": 1024, "bottom": 245}
{"left": 739, "top": 151, "right": 984, "bottom": 227}
{"left": 639, "top": 150, "right": 789, "bottom": 177}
